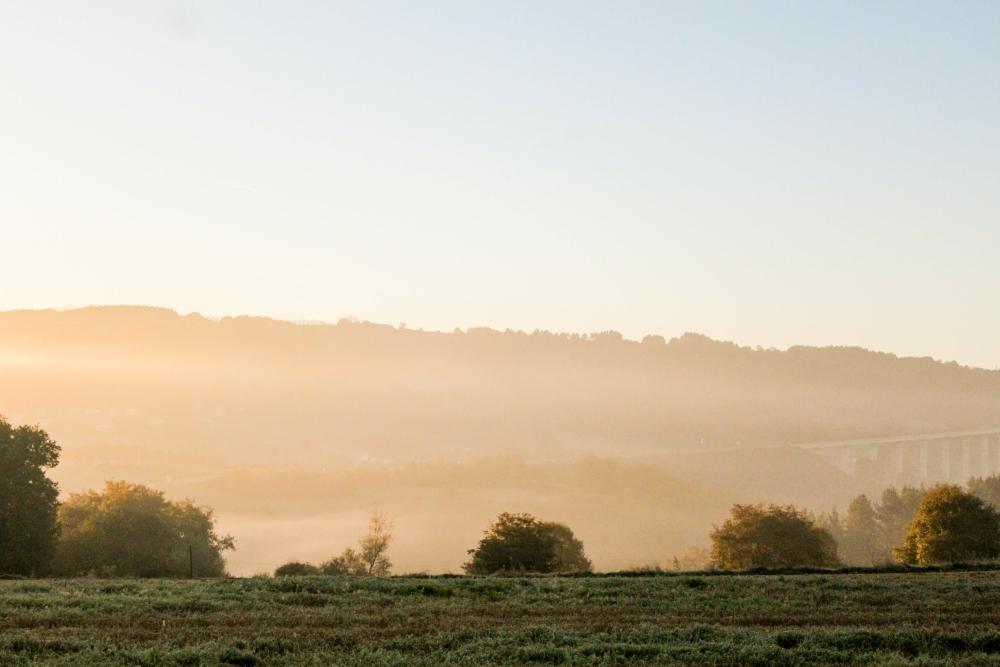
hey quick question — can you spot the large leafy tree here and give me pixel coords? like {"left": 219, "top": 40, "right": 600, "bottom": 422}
{"left": 0, "top": 417, "right": 61, "bottom": 575}
{"left": 53, "top": 481, "right": 234, "bottom": 577}
{"left": 894, "top": 484, "right": 1000, "bottom": 565}
{"left": 464, "top": 513, "right": 592, "bottom": 574}
{"left": 710, "top": 504, "right": 840, "bottom": 570}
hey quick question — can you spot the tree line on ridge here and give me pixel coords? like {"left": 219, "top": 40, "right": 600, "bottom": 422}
{"left": 5, "top": 416, "right": 1000, "bottom": 578}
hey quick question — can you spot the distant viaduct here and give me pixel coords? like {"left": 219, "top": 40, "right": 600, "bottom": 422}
{"left": 797, "top": 429, "right": 1000, "bottom": 484}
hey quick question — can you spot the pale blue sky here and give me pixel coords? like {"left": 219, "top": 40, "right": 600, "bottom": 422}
{"left": 2, "top": 1, "right": 999, "bottom": 366}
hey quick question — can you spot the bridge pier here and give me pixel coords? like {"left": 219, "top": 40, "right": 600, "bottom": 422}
{"left": 962, "top": 437, "right": 973, "bottom": 480}
{"left": 985, "top": 437, "right": 993, "bottom": 475}
{"left": 844, "top": 446, "right": 857, "bottom": 474}
{"left": 919, "top": 440, "right": 930, "bottom": 480}
{"left": 986, "top": 434, "right": 1000, "bottom": 475}
{"left": 944, "top": 439, "right": 953, "bottom": 481}
{"left": 798, "top": 429, "right": 1000, "bottom": 484}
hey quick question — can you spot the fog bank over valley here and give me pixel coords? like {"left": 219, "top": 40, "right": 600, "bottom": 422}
{"left": 3, "top": 306, "right": 999, "bottom": 573}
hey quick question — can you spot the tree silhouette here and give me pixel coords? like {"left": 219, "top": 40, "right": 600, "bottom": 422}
{"left": 464, "top": 513, "right": 591, "bottom": 574}
{"left": 0, "top": 417, "right": 60, "bottom": 575}
{"left": 360, "top": 511, "right": 393, "bottom": 576}
{"left": 894, "top": 485, "right": 1000, "bottom": 564}
{"left": 53, "top": 481, "right": 234, "bottom": 577}
{"left": 968, "top": 475, "right": 1000, "bottom": 511}
{"left": 711, "top": 504, "right": 839, "bottom": 569}
{"left": 275, "top": 561, "right": 320, "bottom": 576}
{"left": 841, "top": 495, "right": 883, "bottom": 566}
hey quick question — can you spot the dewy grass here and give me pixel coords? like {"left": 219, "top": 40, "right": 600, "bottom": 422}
{"left": 4, "top": 572, "right": 1000, "bottom": 665}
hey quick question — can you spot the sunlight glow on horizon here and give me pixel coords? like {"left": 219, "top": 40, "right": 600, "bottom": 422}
{"left": 2, "top": 1, "right": 999, "bottom": 368}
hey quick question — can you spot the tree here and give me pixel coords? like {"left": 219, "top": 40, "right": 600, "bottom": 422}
{"left": 841, "top": 495, "right": 883, "bottom": 566}
{"left": 710, "top": 504, "right": 840, "bottom": 570}
{"left": 816, "top": 506, "right": 855, "bottom": 566}
{"left": 669, "top": 545, "right": 712, "bottom": 571}
{"left": 876, "top": 486, "right": 923, "bottom": 559}
{"left": 0, "top": 417, "right": 61, "bottom": 575}
{"left": 274, "top": 561, "right": 320, "bottom": 576}
{"left": 309, "top": 511, "right": 394, "bottom": 576}
{"left": 320, "top": 548, "right": 367, "bottom": 575}
{"left": 464, "top": 512, "right": 592, "bottom": 574}
{"left": 968, "top": 475, "right": 1000, "bottom": 511}
{"left": 893, "top": 484, "right": 1000, "bottom": 565}
{"left": 816, "top": 507, "right": 845, "bottom": 549}
{"left": 543, "top": 521, "right": 593, "bottom": 572}
{"left": 53, "top": 481, "right": 234, "bottom": 577}
{"left": 360, "top": 511, "right": 393, "bottom": 575}
{"left": 824, "top": 486, "right": 925, "bottom": 565}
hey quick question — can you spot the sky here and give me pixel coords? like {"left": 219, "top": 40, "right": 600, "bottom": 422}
{"left": 2, "top": 1, "right": 999, "bottom": 367}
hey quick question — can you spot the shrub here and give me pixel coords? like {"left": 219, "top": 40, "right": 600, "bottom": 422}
{"left": 894, "top": 484, "right": 1000, "bottom": 564}
{"left": 317, "top": 512, "right": 393, "bottom": 576}
{"left": 464, "top": 512, "right": 592, "bottom": 574}
{"left": 710, "top": 503, "right": 840, "bottom": 569}
{"left": 320, "top": 548, "right": 367, "bottom": 575}
{"left": 274, "top": 561, "right": 320, "bottom": 576}
{"left": 53, "top": 481, "right": 233, "bottom": 577}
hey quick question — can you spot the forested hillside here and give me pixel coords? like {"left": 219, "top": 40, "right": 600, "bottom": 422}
{"left": 3, "top": 306, "right": 998, "bottom": 573}
{"left": 1, "top": 306, "right": 997, "bottom": 466}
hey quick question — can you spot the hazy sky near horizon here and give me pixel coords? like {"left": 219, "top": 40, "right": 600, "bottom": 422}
{"left": 2, "top": 2, "right": 999, "bottom": 367}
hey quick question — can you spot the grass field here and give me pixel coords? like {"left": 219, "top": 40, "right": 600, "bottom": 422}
{"left": 4, "top": 570, "right": 1000, "bottom": 666}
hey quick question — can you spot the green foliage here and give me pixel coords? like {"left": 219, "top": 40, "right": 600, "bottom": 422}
{"left": 841, "top": 495, "right": 882, "bottom": 566}
{"left": 876, "top": 486, "right": 924, "bottom": 555}
{"left": 274, "top": 562, "right": 320, "bottom": 576}
{"left": 464, "top": 513, "right": 592, "bottom": 574}
{"left": 319, "top": 548, "right": 367, "bottom": 575}
{"left": 894, "top": 484, "right": 1000, "bottom": 565}
{"left": 543, "top": 522, "right": 592, "bottom": 573}
{"left": 710, "top": 504, "right": 840, "bottom": 569}
{"left": 0, "top": 418, "right": 60, "bottom": 575}
{"left": 969, "top": 475, "right": 1000, "bottom": 511}
{"left": 282, "top": 512, "right": 394, "bottom": 577}
{"left": 823, "top": 485, "right": 925, "bottom": 566}
{"left": 6, "top": 572, "right": 1000, "bottom": 665}
{"left": 52, "top": 481, "right": 234, "bottom": 577}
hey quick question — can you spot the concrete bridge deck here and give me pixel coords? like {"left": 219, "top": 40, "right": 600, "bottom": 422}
{"left": 795, "top": 428, "right": 1000, "bottom": 483}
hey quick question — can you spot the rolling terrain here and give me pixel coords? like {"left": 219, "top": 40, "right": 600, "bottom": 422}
{"left": 3, "top": 306, "right": 999, "bottom": 573}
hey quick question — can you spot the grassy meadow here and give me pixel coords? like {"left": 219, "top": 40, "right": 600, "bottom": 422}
{"left": 4, "top": 570, "right": 1000, "bottom": 666}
